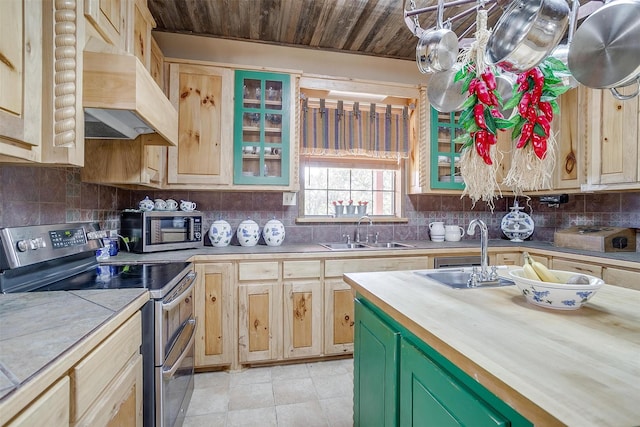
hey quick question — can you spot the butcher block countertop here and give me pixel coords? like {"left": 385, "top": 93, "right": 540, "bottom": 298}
{"left": 344, "top": 269, "right": 640, "bottom": 427}
{"left": 0, "top": 289, "right": 148, "bottom": 424}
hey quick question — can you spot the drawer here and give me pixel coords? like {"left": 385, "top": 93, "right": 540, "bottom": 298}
{"left": 7, "top": 377, "right": 70, "bottom": 427}
{"left": 551, "top": 259, "right": 603, "bottom": 278}
{"left": 71, "top": 312, "right": 141, "bottom": 422}
{"left": 325, "top": 256, "right": 428, "bottom": 278}
{"left": 283, "top": 260, "right": 321, "bottom": 279}
{"left": 238, "top": 261, "right": 279, "bottom": 281}
{"left": 603, "top": 267, "right": 640, "bottom": 291}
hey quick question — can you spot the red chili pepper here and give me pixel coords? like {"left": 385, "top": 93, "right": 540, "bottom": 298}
{"left": 536, "top": 115, "right": 551, "bottom": 137}
{"left": 474, "top": 104, "right": 487, "bottom": 129}
{"left": 468, "top": 78, "right": 479, "bottom": 95}
{"left": 526, "top": 106, "right": 538, "bottom": 123}
{"left": 530, "top": 68, "right": 544, "bottom": 90}
{"left": 486, "top": 132, "right": 497, "bottom": 145}
{"left": 516, "top": 73, "right": 530, "bottom": 92}
{"left": 518, "top": 92, "right": 531, "bottom": 116}
{"left": 517, "top": 122, "right": 534, "bottom": 149}
{"left": 532, "top": 133, "right": 548, "bottom": 159}
{"left": 481, "top": 69, "right": 497, "bottom": 91}
{"left": 474, "top": 131, "right": 493, "bottom": 165}
{"left": 474, "top": 81, "right": 494, "bottom": 106}
{"left": 538, "top": 101, "right": 554, "bottom": 121}
{"left": 490, "top": 108, "right": 503, "bottom": 119}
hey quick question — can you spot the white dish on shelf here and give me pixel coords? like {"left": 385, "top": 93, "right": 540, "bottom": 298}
{"left": 437, "top": 155, "right": 450, "bottom": 164}
{"left": 439, "top": 175, "right": 463, "bottom": 183}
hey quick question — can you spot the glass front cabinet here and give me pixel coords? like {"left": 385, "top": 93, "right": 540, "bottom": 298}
{"left": 234, "top": 70, "right": 291, "bottom": 186}
{"left": 430, "top": 107, "right": 465, "bottom": 190}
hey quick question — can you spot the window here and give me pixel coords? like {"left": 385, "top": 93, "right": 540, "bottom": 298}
{"left": 301, "top": 158, "right": 402, "bottom": 218}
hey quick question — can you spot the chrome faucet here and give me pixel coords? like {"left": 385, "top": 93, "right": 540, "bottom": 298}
{"left": 356, "top": 216, "right": 373, "bottom": 243}
{"left": 467, "top": 219, "right": 491, "bottom": 281}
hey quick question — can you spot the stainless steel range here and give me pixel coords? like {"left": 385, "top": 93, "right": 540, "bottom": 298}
{"left": 0, "top": 222, "right": 196, "bottom": 427}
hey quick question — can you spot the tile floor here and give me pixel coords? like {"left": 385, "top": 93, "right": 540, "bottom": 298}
{"left": 183, "top": 358, "right": 354, "bottom": 427}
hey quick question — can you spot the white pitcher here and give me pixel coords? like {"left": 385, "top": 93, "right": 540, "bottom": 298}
{"left": 444, "top": 225, "right": 465, "bottom": 242}
{"left": 429, "top": 221, "right": 446, "bottom": 242}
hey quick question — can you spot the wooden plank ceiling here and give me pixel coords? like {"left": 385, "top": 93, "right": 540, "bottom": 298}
{"left": 147, "top": 0, "right": 592, "bottom": 62}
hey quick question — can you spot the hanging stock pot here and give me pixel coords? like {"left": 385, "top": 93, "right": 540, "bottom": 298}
{"left": 485, "top": 0, "right": 570, "bottom": 73}
{"left": 416, "top": 0, "right": 459, "bottom": 73}
{"left": 568, "top": 0, "right": 640, "bottom": 100}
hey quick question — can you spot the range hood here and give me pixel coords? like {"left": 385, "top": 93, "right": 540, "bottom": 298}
{"left": 83, "top": 51, "right": 178, "bottom": 146}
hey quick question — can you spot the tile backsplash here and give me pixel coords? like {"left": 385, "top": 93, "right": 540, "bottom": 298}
{"left": 1, "top": 165, "right": 638, "bottom": 247}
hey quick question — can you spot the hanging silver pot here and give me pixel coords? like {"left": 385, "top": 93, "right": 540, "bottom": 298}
{"left": 485, "top": 0, "right": 570, "bottom": 73}
{"left": 416, "top": 0, "right": 459, "bottom": 74}
{"left": 550, "top": 0, "right": 579, "bottom": 89}
{"left": 427, "top": 63, "right": 467, "bottom": 112}
{"left": 568, "top": 0, "right": 640, "bottom": 100}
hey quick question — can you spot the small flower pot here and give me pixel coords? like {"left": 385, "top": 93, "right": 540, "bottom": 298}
{"left": 346, "top": 205, "right": 356, "bottom": 215}
{"left": 334, "top": 205, "right": 344, "bottom": 217}
{"left": 357, "top": 205, "right": 367, "bottom": 215}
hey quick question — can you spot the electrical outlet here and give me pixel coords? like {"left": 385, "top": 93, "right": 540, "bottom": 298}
{"left": 282, "top": 192, "right": 297, "bottom": 206}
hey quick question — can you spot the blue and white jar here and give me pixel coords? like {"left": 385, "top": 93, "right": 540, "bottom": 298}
{"left": 237, "top": 218, "right": 260, "bottom": 247}
{"left": 209, "top": 219, "right": 233, "bottom": 247}
{"left": 262, "top": 218, "right": 285, "bottom": 246}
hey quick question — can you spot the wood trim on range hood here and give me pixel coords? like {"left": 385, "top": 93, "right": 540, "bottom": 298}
{"left": 83, "top": 51, "right": 178, "bottom": 146}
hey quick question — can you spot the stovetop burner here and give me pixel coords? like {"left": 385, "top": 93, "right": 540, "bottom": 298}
{"left": 30, "top": 262, "right": 191, "bottom": 292}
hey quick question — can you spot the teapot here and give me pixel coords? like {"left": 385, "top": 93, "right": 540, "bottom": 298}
{"left": 165, "top": 199, "right": 178, "bottom": 211}
{"left": 139, "top": 196, "right": 154, "bottom": 212}
{"left": 154, "top": 199, "right": 167, "bottom": 211}
{"left": 180, "top": 200, "right": 197, "bottom": 211}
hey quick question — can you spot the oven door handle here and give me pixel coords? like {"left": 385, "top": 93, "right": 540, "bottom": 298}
{"left": 162, "top": 271, "right": 196, "bottom": 312}
{"left": 163, "top": 318, "right": 196, "bottom": 379}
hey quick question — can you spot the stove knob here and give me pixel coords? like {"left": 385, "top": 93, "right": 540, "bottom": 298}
{"left": 28, "top": 239, "right": 39, "bottom": 250}
{"left": 194, "top": 232, "right": 201, "bottom": 239}
{"left": 16, "top": 240, "right": 29, "bottom": 252}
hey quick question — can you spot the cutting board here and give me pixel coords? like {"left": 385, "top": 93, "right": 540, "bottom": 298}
{"left": 554, "top": 226, "right": 636, "bottom": 252}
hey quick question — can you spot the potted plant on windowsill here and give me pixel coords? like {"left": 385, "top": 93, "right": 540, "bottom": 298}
{"left": 346, "top": 200, "right": 356, "bottom": 215}
{"left": 357, "top": 201, "right": 368, "bottom": 215}
{"left": 333, "top": 200, "right": 344, "bottom": 217}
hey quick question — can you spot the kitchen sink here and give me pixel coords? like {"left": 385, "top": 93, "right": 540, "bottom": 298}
{"left": 319, "top": 241, "right": 415, "bottom": 250}
{"left": 364, "top": 242, "right": 414, "bottom": 249}
{"left": 416, "top": 268, "right": 515, "bottom": 289}
{"left": 319, "top": 243, "right": 370, "bottom": 250}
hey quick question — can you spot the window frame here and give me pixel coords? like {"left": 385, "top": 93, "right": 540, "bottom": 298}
{"left": 297, "top": 154, "right": 407, "bottom": 223}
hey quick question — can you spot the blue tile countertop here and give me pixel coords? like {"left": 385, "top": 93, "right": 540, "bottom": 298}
{"left": 0, "top": 289, "right": 148, "bottom": 404}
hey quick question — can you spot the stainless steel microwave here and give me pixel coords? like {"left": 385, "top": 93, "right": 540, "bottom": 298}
{"left": 120, "top": 211, "right": 203, "bottom": 253}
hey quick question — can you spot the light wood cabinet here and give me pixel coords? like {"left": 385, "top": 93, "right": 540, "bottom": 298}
{"left": 551, "top": 258, "right": 603, "bottom": 278}
{"left": 554, "top": 87, "right": 585, "bottom": 190}
{"left": 603, "top": 267, "right": 640, "bottom": 291}
{"left": 71, "top": 311, "right": 142, "bottom": 424}
{"left": 283, "top": 280, "right": 323, "bottom": 359}
{"left": 82, "top": 136, "right": 165, "bottom": 187}
{"left": 126, "top": 0, "right": 155, "bottom": 70}
{"left": 494, "top": 252, "right": 522, "bottom": 266}
{"left": 6, "top": 377, "right": 70, "bottom": 427}
{"left": 238, "top": 282, "right": 282, "bottom": 363}
{"left": 84, "top": 0, "right": 127, "bottom": 49}
{"left": 194, "top": 263, "right": 234, "bottom": 367}
{"left": 583, "top": 86, "right": 640, "bottom": 190}
{"left": 167, "top": 63, "right": 234, "bottom": 186}
{"left": 0, "top": 0, "right": 42, "bottom": 161}
{"left": 324, "top": 279, "right": 356, "bottom": 355}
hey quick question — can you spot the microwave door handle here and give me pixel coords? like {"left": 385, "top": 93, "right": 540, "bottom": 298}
{"left": 187, "top": 217, "right": 195, "bottom": 241}
{"left": 161, "top": 272, "right": 197, "bottom": 312}
{"left": 162, "top": 318, "right": 196, "bottom": 379}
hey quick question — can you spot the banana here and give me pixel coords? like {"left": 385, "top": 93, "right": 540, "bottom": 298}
{"left": 524, "top": 252, "right": 560, "bottom": 283}
{"left": 523, "top": 263, "right": 541, "bottom": 281}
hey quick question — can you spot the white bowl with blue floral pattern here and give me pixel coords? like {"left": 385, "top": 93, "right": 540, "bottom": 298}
{"left": 236, "top": 218, "right": 260, "bottom": 247}
{"left": 509, "top": 269, "right": 604, "bottom": 310}
{"left": 262, "top": 218, "right": 285, "bottom": 246}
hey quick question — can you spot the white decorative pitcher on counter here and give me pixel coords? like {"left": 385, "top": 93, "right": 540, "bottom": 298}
{"left": 444, "top": 225, "right": 465, "bottom": 242}
{"left": 429, "top": 221, "right": 446, "bottom": 242}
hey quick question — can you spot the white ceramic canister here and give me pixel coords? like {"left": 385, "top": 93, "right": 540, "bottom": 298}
{"left": 209, "top": 219, "right": 233, "bottom": 247}
{"left": 237, "top": 218, "right": 260, "bottom": 247}
{"left": 262, "top": 217, "right": 286, "bottom": 246}
{"left": 444, "top": 225, "right": 465, "bottom": 242}
{"left": 429, "top": 221, "right": 446, "bottom": 242}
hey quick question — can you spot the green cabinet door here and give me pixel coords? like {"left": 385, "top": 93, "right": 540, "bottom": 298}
{"left": 354, "top": 298, "right": 400, "bottom": 427}
{"left": 233, "top": 70, "right": 290, "bottom": 185}
{"left": 400, "top": 338, "right": 508, "bottom": 427}
{"left": 430, "top": 107, "right": 465, "bottom": 190}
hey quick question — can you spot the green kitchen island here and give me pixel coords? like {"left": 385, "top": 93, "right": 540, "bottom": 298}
{"left": 343, "top": 269, "right": 640, "bottom": 427}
